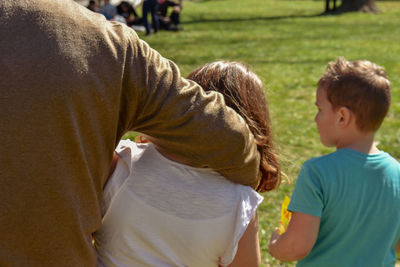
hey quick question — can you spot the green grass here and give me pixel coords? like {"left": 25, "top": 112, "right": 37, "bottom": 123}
{"left": 126, "top": 1, "right": 400, "bottom": 265}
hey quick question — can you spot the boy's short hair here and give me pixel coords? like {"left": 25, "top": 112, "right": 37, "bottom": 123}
{"left": 318, "top": 57, "right": 391, "bottom": 132}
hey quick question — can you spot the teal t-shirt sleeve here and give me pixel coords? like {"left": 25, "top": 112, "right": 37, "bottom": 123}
{"left": 288, "top": 161, "right": 324, "bottom": 218}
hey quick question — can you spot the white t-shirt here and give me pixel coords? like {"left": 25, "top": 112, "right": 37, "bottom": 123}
{"left": 94, "top": 140, "right": 263, "bottom": 267}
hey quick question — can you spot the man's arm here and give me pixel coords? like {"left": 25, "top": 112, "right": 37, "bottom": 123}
{"left": 117, "top": 26, "right": 259, "bottom": 187}
{"left": 268, "top": 212, "right": 320, "bottom": 262}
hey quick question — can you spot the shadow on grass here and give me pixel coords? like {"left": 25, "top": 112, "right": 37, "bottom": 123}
{"left": 182, "top": 12, "right": 334, "bottom": 25}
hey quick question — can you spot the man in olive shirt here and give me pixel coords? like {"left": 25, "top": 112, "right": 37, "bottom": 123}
{"left": 0, "top": 0, "right": 259, "bottom": 266}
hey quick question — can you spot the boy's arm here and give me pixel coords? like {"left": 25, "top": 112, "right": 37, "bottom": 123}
{"left": 268, "top": 212, "right": 320, "bottom": 262}
{"left": 395, "top": 238, "right": 400, "bottom": 253}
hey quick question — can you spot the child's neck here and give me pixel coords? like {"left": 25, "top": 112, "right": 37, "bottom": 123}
{"left": 336, "top": 131, "right": 379, "bottom": 154}
{"left": 141, "top": 135, "right": 193, "bottom": 166}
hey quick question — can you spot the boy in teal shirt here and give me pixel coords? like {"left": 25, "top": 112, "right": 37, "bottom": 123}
{"left": 269, "top": 57, "right": 400, "bottom": 266}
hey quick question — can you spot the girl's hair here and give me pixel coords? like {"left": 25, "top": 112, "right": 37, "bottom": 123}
{"left": 187, "top": 61, "right": 281, "bottom": 192}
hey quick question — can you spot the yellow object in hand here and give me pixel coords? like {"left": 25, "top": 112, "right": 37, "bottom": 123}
{"left": 278, "top": 196, "right": 292, "bottom": 234}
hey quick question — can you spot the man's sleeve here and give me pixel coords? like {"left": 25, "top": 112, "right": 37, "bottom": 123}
{"left": 116, "top": 26, "right": 259, "bottom": 187}
{"left": 288, "top": 162, "right": 324, "bottom": 218}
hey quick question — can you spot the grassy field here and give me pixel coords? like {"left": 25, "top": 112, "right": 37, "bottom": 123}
{"left": 126, "top": 0, "right": 400, "bottom": 265}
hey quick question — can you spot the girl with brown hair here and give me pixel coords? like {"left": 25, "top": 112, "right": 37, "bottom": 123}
{"left": 95, "top": 61, "right": 281, "bottom": 267}
{"left": 188, "top": 61, "right": 281, "bottom": 192}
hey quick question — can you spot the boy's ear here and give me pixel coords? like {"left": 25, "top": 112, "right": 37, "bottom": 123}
{"left": 337, "top": 107, "right": 352, "bottom": 128}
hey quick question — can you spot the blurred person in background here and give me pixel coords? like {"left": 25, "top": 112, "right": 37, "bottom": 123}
{"left": 117, "top": 1, "right": 141, "bottom": 26}
{"left": 158, "top": 0, "right": 182, "bottom": 31}
{"left": 87, "top": 0, "right": 99, "bottom": 12}
{"left": 142, "top": 0, "right": 159, "bottom": 36}
{"left": 100, "top": 0, "right": 117, "bottom": 20}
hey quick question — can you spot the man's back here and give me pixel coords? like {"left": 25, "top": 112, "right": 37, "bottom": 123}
{"left": 0, "top": 1, "right": 260, "bottom": 266}
{"left": 0, "top": 1, "right": 125, "bottom": 265}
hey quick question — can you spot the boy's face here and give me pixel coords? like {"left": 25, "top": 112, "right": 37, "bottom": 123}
{"left": 314, "top": 87, "right": 340, "bottom": 147}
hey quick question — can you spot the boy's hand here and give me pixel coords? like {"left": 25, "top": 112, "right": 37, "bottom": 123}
{"left": 269, "top": 227, "right": 281, "bottom": 246}
{"left": 268, "top": 212, "right": 320, "bottom": 262}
